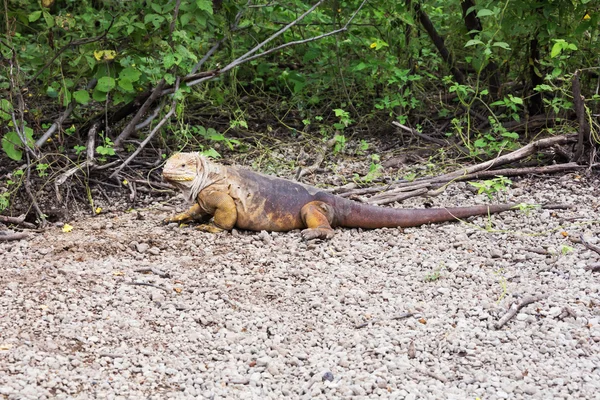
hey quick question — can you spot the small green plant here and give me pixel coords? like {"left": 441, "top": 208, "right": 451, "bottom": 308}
{"left": 36, "top": 163, "right": 50, "bottom": 177}
{"left": 490, "top": 94, "right": 524, "bottom": 122}
{"left": 560, "top": 245, "right": 573, "bottom": 256}
{"left": 191, "top": 125, "right": 240, "bottom": 150}
{"left": 73, "top": 145, "right": 86, "bottom": 155}
{"left": 515, "top": 203, "right": 541, "bottom": 215}
{"left": 333, "top": 108, "right": 352, "bottom": 131}
{"left": 469, "top": 176, "right": 512, "bottom": 200}
{"left": 357, "top": 139, "right": 369, "bottom": 154}
{"left": 333, "top": 134, "right": 346, "bottom": 154}
{"left": 424, "top": 263, "right": 446, "bottom": 282}
{"left": 0, "top": 192, "right": 9, "bottom": 212}
{"left": 2, "top": 127, "right": 35, "bottom": 161}
{"left": 403, "top": 172, "right": 417, "bottom": 182}
{"left": 96, "top": 135, "right": 116, "bottom": 156}
{"left": 494, "top": 268, "right": 508, "bottom": 303}
{"left": 352, "top": 154, "right": 383, "bottom": 184}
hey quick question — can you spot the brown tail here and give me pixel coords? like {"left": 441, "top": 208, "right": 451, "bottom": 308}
{"left": 332, "top": 199, "right": 518, "bottom": 229}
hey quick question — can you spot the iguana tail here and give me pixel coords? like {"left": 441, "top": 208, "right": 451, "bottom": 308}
{"left": 333, "top": 199, "right": 518, "bottom": 229}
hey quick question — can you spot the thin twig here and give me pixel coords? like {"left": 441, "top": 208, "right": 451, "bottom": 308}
{"left": 355, "top": 312, "right": 413, "bottom": 329}
{"left": 110, "top": 79, "right": 179, "bottom": 179}
{"left": 134, "top": 267, "right": 171, "bottom": 278}
{"left": 125, "top": 281, "right": 170, "bottom": 293}
{"left": 35, "top": 78, "right": 98, "bottom": 147}
{"left": 113, "top": 79, "right": 166, "bottom": 148}
{"left": 494, "top": 294, "right": 548, "bottom": 330}
{"left": 579, "top": 233, "right": 600, "bottom": 256}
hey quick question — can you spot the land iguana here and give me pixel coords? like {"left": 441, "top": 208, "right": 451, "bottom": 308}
{"left": 163, "top": 152, "right": 520, "bottom": 240}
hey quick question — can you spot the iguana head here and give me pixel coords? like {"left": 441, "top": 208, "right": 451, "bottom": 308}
{"left": 163, "top": 152, "right": 212, "bottom": 203}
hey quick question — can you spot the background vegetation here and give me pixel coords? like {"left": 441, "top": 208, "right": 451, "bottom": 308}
{"left": 1, "top": 0, "right": 598, "bottom": 221}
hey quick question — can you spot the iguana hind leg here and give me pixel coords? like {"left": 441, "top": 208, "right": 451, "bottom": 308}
{"left": 300, "top": 201, "right": 335, "bottom": 240}
{"left": 196, "top": 190, "right": 237, "bottom": 233}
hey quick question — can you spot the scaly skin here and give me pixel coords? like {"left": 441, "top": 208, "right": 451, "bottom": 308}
{"left": 163, "top": 152, "right": 520, "bottom": 240}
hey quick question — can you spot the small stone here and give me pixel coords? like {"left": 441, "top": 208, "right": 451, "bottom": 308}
{"left": 322, "top": 371, "right": 334, "bottom": 382}
{"left": 256, "top": 357, "right": 270, "bottom": 367}
{"left": 148, "top": 246, "right": 160, "bottom": 255}
{"left": 136, "top": 243, "right": 150, "bottom": 253}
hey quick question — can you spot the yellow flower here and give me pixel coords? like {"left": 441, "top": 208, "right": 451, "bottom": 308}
{"left": 370, "top": 42, "right": 377, "bottom": 49}
{"left": 62, "top": 223, "right": 73, "bottom": 233}
{"left": 583, "top": 13, "right": 591, "bottom": 21}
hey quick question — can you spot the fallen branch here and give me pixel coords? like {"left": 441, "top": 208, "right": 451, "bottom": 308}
{"left": 368, "top": 188, "right": 429, "bottom": 206}
{"left": 125, "top": 281, "right": 170, "bottom": 293}
{"left": 584, "top": 263, "right": 600, "bottom": 273}
{"left": 494, "top": 293, "right": 548, "bottom": 330}
{"left": 0, "top": 215, "right": 36, "bottom": 229}
{"left": 355, "top": 312, "right": 413, "bottom": 329}
{"left": 0, "top": 231, "right": 29, "bottom": 241}
{"left": 580, "top": 233, "right": 600, "bottom": 256}
{"left": 335, "top": 136, "right": 578, "bottom": 200}
{"left": 134, "top": 267, "right": 171, "bottom": 278}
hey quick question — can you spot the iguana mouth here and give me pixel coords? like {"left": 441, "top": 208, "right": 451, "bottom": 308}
{"left": 164, "top": 175, "right": 194, "bottom": 182}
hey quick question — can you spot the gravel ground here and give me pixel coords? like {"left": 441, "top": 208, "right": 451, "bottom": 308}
{"left": 1, "top": 173, "right": 599, "bottom": 399}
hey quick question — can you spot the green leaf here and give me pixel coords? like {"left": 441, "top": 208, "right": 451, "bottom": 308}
{"left": 201, "top": 148, "right": 221, "bottom": 158}
{"left": 196, "top": 0, "right": 213, "bottom": 14}
{"left": 46, "top": 86, "right": 59, "bottom": 98}
{"left": 550, "top": 42, "right": 563, "bottom": 58}
{"left": 492, "top": 42, "right": 511, "bottom": 50}
{"left": 502, "top": 131, "right": 519, "bottom": 140}
{"left": 465, "top": 39, "right": 483, "bottom": 47}
{"left": 29, "top": 11, "right": 42, "bottom": 22}
{"left": 163, "top": 53, "right": 176, "bottom": 69}
{"left": 534, "top": 84, "right": 553, "bottom": 92}
{"left": 476, "top": 9, "right": 494, "bottom": 17}
{"left": 2, "top": 129, "right": 34, "bottom": 161}
{"left": 119, "top": 67, "right": 142, "bottom": 82}
{"left": 2, "top": 132, "right": 24, "bottom": 161}
{"left": 42, "top": 11, "right": 54, "bottom": 28}
{"left": 118, "top": 78, "right": 134, "bottom": 92}
{"left": 474, "top": 138, "right": 487, "bottom": 148}
{"left": 180, "top": 12, "right": 194, "bottom": 26}
{"left": 96, "top": 76, "right": 116, "bottom": 92}
{"left": 92, "top": 88, "right": 107, "bottom": 102}
{"left": 509, "top": 95, "right": 523, "bottom": 105}
{"left": 0, "top": 99, "right": 14, "bottom": 122}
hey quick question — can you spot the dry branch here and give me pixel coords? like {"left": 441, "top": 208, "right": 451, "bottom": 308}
{"left": 494, "top": 294, "right": 548, "bottom": 330}
{"left": 113, "top": 79, "right": 166, "bottom": 148}
{"left": 571, "top": 70, "right": 590, "bottom": 162}
{"left": 0, "top": 215, "right": 36, "bottom": 229}
{"left": 35, "top": 79, "right": 98, "bottom": 147}
{"left": 580, "top": 233, "right": 600, "bottom": 256}
{"left": 0, "top": 231, "right": 29, "bottom": 241}
{"left": 337, "top": 135, "right": 578, "bottom": 201}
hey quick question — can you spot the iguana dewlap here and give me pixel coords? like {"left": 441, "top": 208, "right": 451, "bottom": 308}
{"left": 162, "top": 152, "right": 518, "bottom": 240}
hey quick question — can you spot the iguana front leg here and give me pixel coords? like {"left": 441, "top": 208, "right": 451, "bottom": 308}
{"left": 195, "top": 190, "right": 237, "bottom": 233}
{"left": 300, "top": 201, "right": 335, "bottom": 240}
{"left": 164, "top": 203, "right": 208, "bottom": 224}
